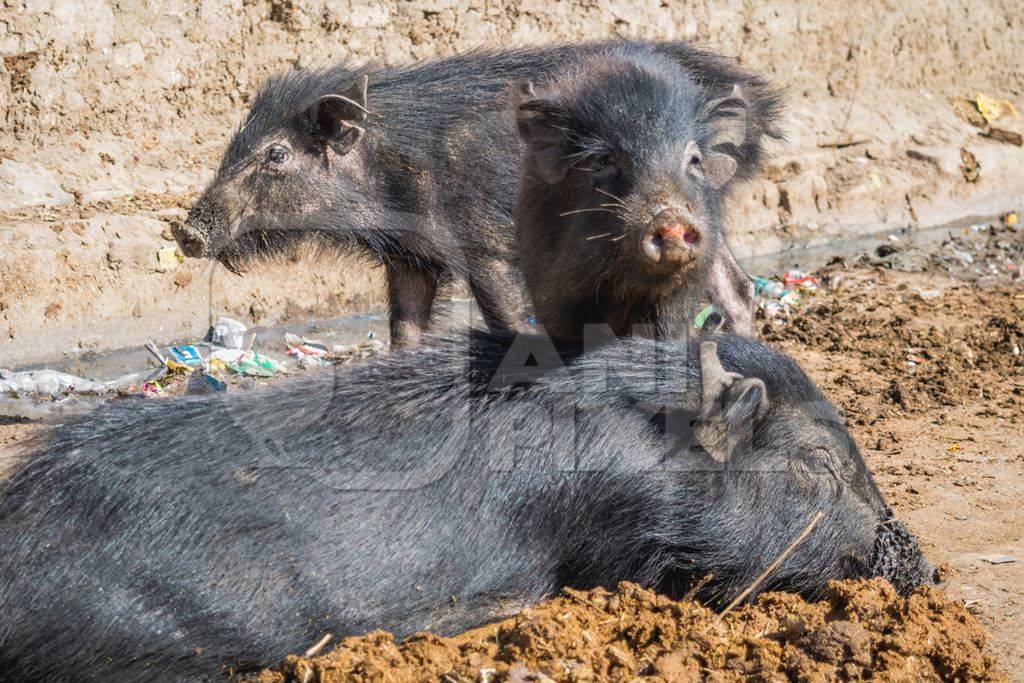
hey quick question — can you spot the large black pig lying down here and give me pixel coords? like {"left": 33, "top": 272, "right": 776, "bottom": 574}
{"left": 0, "top": 332, "right": 933, "bottom": 681}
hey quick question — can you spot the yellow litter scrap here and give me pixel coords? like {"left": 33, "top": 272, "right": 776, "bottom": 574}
{"left": 156, "top": 246, "right": 183, "bottom": 272}
{"left": 164, "top": 359, "right": 193, "bottom": 373}
{"left": 975, "top": 93, "right": 1021, "bottom": 123}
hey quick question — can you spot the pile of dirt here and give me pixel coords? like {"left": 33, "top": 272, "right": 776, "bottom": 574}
{"left": 254, "top": 579, "right": 1004, "bottom": 682}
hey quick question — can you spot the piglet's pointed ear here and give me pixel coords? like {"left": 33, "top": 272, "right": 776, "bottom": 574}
{"left": 307, "top": 75, "right": 369, "bottom": 155}
{"left": 706, "top": 84, "right": 748, "bottom": 145}
{"left": 516, "top": 96, "right": 572, "bottom": 184}
{"left": 703, "top": 153, "right": 738, "bottom": 189}
{"left": 699, "top": 84, "right": 750, "bottom": 189}
{"left": 696, "top": 340, "right": 768, "bottom": 462}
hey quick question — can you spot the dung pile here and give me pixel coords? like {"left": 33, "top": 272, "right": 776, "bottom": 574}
{"left": 255, "top": 579, "right": 1004, "bottom": 682}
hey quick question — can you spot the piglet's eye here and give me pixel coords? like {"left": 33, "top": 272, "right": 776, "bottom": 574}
{"left": 266, "top": 145, "right": 290, "bottom": 165}
{"left": 688, "top": 153, "right": 702, "bottom": 167}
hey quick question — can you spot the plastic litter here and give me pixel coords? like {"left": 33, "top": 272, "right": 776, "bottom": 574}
{"left": 691, "top": 304, "right": 724, "bottom": 331}
{"left": 0, "top": 366, "right": 158, "bottom": 401}
{"left": 782, "top": 270, "right": 819, "bottom": 291}
{"left": 761, "top": 300, "right": 787, "bottom": 320}
{"left": 285, "top": 333, "right": 330, "bottom": 368}
{"left": 105, "top": 371, "right": 150, "bottom": 392}
{"left": 328, "top": 339, "right": 386, "bottom": 362}
{"left": 692, "top": 304, "right": 716, "bottom": 330}
{"left": 754, "top": 277, "right": 788, "bottom": 299}
{"left": 141, "top": 339, "right": 199, "bottom": 376}
{"left": 141, "top": 380, "right": 163, "bottom": 397}
{"left": 0, "top": 369, "right": 106, "bottom": 397}
{"left": 212, "top": 317, "right": 247, "bottom": 350}
{"left": 974, "top": 93, "right": 1020, "bottom": 124}
{"left": 185, "top": 369, "right": 227, "bottom": 395}
{"left": 225, "top": 351, "right": 284, "bottom": 377}
{"left": 209, "top": 348, "right": 245, "bottom": 363}
{"left": 753, "top": 277, "right": 800, "bottom": 304}
{"left": 754, "top": 271, "right": 815, "bottom": 324}
{"left": 155, "top": 246, "right": 182, "bottom": 272}
{"left": 168, "top": 345, "right": 204, "bottom": 368}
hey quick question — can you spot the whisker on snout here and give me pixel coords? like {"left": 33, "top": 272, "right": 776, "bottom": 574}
{"left": 585, "top": 233, "right": 616, "bottom": 240}
{"left": 558, "top": 208, "right": 619, "bottom": 217}
{"left": 594, "top": 187, "right": 627, "bottom": 206}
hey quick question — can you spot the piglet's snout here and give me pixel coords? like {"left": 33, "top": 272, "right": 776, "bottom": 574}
{"left": 640, "top": 208, "right": 702, "bottom": 265}
{"left": 172, "top": 220, "right": 210, "bottom": 258}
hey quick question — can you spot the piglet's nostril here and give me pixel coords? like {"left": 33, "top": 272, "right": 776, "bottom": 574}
{"left": 652, "top": 209, "right": 701, "bottom": 243}
{"left": 658, "top": 223, "right": 700, "bottom": 245}
{"left": 640, "top": 209, "right": 702, "bottom": 266}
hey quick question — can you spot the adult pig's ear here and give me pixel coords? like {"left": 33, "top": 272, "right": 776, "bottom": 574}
{"left": 696, "top": 340, "right": 768, "bottom": 462}
{"left": 306, "top": 75, "right": 369, "bottom": 155}
{"left": 515, "top": 91, "right": 572, "bottom": 184}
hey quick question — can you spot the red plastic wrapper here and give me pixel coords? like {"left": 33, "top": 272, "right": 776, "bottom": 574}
{"left": 782, "top": 270, "right": 819, "bottom": 289}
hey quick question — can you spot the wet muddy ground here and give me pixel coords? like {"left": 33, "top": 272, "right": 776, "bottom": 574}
{"left": 1, "top": 222, "right": 1021, "bottom": 680}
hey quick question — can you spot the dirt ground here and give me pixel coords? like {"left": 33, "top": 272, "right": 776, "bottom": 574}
{"left": 1, "top": 224, "right": 1021, "bottom": 680}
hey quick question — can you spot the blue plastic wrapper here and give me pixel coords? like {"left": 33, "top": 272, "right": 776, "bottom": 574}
{"left": 168, "top": 345, "right": 204, "bottom": 368}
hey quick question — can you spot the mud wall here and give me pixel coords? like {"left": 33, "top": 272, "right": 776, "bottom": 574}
{"left": 1, "top": 0, "right": 1022, "bottom": 365}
